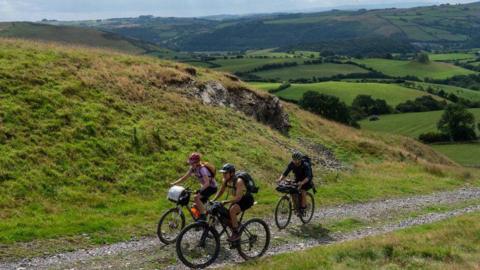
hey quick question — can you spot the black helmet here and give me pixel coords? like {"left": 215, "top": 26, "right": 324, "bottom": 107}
{"left": 292, "top": 151, "right": 304, "bottom": 161}
{"left": 219, "top": 163, "right": 236, "bottom": 173}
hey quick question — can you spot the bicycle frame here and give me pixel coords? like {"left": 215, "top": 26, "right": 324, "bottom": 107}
{"left": 278, "top": 181, "right": 304, "bottom": 213}
{"left": 197, "top": 208, "right": 248, "bottom": 248}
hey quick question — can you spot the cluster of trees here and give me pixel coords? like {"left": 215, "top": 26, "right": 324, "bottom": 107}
{"left": 299, "top": 91, "right": 357, "bottom": 127}
{"left": 350, "top": 95, "right": 393, "bottom": 120}
{"left": 297, "top": 93, "right": 393, "bottom": 127}
{"left": 249, "top": 62, "right": 298, "bottom": 73}
{"left": 428, "top": 74, "right": 480, "bottom": 91}
{"left": 288, "top": 71, "right": 388, "bottom": 84}
{"left": 419, "top": 104, "right": 479, "bottom": 143}
{"left": 396, "top": 96, "right": 447, "bottom": 113}
{"left": 303, "top": 59, "right": 324, "bottom": 65}
{"left": 415, "top": 52, "right": 430, "bottom": 64}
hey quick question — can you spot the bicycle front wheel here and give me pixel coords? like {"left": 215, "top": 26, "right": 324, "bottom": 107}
{"left": 175, "top": 222, "right": 220, "bottom": 269}
{"left": 157, "top": 207, "right": 185, "bottom": 245}
{"left": 237, "top": 218, "right": 271, "bottom": 260}
{"left": 274, "top": 195, "right": 292, "bottom": 229}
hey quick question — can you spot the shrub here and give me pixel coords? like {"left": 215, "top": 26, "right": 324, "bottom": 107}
{"left": 416, "top": 52, "right": 430, "bottom": 64}
{"left": 418, "top": 132, "right": 450, "bottom": 143}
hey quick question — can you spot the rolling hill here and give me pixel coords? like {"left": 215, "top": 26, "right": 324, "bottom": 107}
{"left": 43, "top": 2, "right": 480, "bottom": 54}
{"left": 0, "top": 22, "right": 174, "bottom": 57}
{"left": 1, "top": 39, "right": 475, "bottom": 261}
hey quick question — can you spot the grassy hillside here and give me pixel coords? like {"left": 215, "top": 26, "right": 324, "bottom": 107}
{"left": 354, "top": 58, "right": 476, "bottom": 80}
{"left": 248, "top": 82, "right": 282, "bottom": 92}
{"left": 0, "top": 39, "right": 477, "bottom": 260}
{"left": 251, "top": 63, "right": 369, "bottom": 81}
{"left": 226, "top": 212, "right": 480, "bottom": 270}
{"left": 0, "top": 22, "right": 174, "bottom": 57}
{"left": 274, "top": 82, "right": 441, "bottom": 106}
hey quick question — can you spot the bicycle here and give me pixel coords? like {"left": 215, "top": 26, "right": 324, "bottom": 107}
{"left": 157, "top": 185, "right": 202, "bottom": 245}
{"left": 274, "top": 180, "right": 315, "bottom": 229}
{"left": 175, "top": 201, "right": 270, "bottom": 269}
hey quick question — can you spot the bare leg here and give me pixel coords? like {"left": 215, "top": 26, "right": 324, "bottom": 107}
{"left": 301, "top": 190, "right": 307, "bottom": 208}
{"left": 291, "top": 194, "right": 298, "bottom": 210}
{"left": 194, "top": 193, "right": 205, "bottom": 214}
{"left": 229, "top": 204, "right": 241, "bottom": 230}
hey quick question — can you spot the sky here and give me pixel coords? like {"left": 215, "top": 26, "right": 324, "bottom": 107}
{"left": 0, "top": 0, "right": 476, "bottom": 22}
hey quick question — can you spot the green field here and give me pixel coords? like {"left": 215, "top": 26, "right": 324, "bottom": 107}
{"left": 275, "top": 82, "right": 440, "bottom": 106}
{"left": 360, "top": 109, "right": 480, "bottom": 138}
{"left": 227, "top": 212, "right": 480, "bottom": 270}
{"left": 212, "top": 58, "right": 303, "bottom": 73}
{"left": 360, "top": 109, "right": 480, "bottom": 166}
{"left": 411, "top": 82, "right": 480, "bottom": 101}
{"left": 428, "top": 52, "right": 477, "bottom": 61}
{"left": 432, "top": 143, "right": 480, "bottom": 167}
{"left": 354, "top": 58, "right": 476, "bottom": 80}
{"left": 252, "top": 63, "right": 369, "bottom": 81}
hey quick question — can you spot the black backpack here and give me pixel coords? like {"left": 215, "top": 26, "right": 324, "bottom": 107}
{"left": 234, "top": 171, "right": 259, "bottom": 194}
{"left": 302, "top": 156, "right": 317, "bottom": 193}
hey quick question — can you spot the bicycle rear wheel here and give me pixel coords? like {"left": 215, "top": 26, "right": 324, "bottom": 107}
{"left": 157, "top": 207, "right": 185, "bottom": 245}
{"left": 274, "top": 195, "right": 292, "bottom": 229}
{"left": 175, "top": 222, "right": 220, "bottom": 269}
{"left": 300, "top": 192, "right": 315, "bottom": 224}
{"left": 237, "top": 218, "right": 270, "bottom": 260}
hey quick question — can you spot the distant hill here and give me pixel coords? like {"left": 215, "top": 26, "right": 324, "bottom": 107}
{"left": 0, "top": 22, "right": 174, "bottom": 57}
{"left": 43, "top": 2, "right": 480, "bottom": 55}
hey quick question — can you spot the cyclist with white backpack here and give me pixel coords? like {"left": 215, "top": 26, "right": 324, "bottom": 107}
{"left": 171, "top": 153, "right": 217, "bottom": 221}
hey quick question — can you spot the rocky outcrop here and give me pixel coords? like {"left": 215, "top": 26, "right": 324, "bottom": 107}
{"left": 188, "top": 81, "right": 291, "bottom": 133}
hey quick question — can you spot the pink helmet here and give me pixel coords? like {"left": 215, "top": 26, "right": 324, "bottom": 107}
{"left": 188, "top": 153, "right": 201, "bottom": 164}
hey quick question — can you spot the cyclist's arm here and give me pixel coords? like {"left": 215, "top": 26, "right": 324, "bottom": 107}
{"left": 224, "top": 179, "right": 245, "bottom": 204}
{"left": 212, "top": 179, "right": 226, "bottom": 201}
{"left": 297, "top": 177, "right": 309, "bottom": 187}
{"left": 277, "top": 163, "right": 292, "bottom": 182}
{"left": 171, "top": 170, "right": 191, "bottom": 186}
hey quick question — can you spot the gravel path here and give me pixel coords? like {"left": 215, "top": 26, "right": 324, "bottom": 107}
{"left": 2, "top": 187, "right": 480, "bottom": 270}
{"left": 208, "top": 204, "right": 480, "bottom": 270}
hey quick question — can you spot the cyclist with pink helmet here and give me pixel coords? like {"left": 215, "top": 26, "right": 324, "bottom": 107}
{"left": 171, "top": 153, "right": 217, "bottom": 221}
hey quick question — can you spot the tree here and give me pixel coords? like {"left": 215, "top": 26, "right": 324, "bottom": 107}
{"left": 416, "top": 52, "right": 430, "bottom": 64}
{"left": 396, "top": 96, "right": 446, "bottom": 113}
{"left": 437, "top": 104, "right": 477, "bottom": 141}
{"left": 352, "top": 95, "right": 393, "bottom": 117}
{"left": 299, "top": 91, "right": 356, "bottom": 126}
